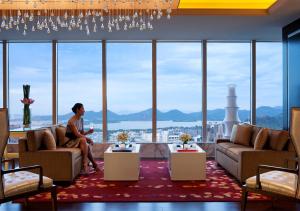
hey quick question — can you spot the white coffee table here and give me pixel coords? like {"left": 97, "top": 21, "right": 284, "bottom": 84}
{"left": 168, "top": 144, "right": 206, "bottom": 180}
{"left": 104, "top": 144, "right": 140, "bottom": 181}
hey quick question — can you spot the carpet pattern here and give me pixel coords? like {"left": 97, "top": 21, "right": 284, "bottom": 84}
{"left": 27, "top": 160, "right": 268, "bottom": 202}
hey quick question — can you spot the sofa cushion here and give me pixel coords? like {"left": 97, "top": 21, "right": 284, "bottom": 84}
{"left": 27, "top": 129, "right": 47, "bottom": 152}
{"left": 216, "top": 142, "right": 245, "bottom": 154}
{"left": 251, "top": 126, "right": 262, "bottom": 146}
{"left": 55, "top": 147, "right": 82, "bottom": 160}
{"left": 43, "top": 129, "right": 56, "bottom": 150}
{"left": 269, "top": 130, "right": 290, "bottom": 151}
{"left": 230, "top": 124, "right": 253, "bottom": 146}
{"left": 56, "top": 126, "right": 69, "bottom": 146}
{"left": 254, "top": 128, "right": 269, "bottom": 150}
{"left": 225, "top": 146, "right": 255, "bottom": 162}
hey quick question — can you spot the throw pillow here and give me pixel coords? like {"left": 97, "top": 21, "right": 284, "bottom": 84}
{"left": 27, "top": 129, "right": 46, "bottom": 151}
{"left": 269, "top": 130, "right": 290, "bottom": 151}
{"left": 230, "top": 124, "right": 253, "bottom": 146}
{"left": 251, "top": 126, "right": 262, "bottom": 146}
{"left": 43, "top": 129, "right": 56, "bottom": 150}
{"left": 254, "top": 128, "right": 269, "bottom": 150}
{"left": 55, "top": 126, "right": 69, "bottom": 146}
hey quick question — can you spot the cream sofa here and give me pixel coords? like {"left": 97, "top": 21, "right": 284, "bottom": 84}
{"left": 215, "top": 125, "right": 296, "bottom": 183}
{"left": 18, "top": 125, "right": 82, "bottom": 182}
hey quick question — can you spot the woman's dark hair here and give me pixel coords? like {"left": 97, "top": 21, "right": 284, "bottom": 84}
{"left": 72, "top": 103, "right": 83, "bottom": 114}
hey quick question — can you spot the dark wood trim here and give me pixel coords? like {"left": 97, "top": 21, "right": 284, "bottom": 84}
{"left": 282, "top": 18, "right": 300, "bottom": 130}
{"left": 102, "top": 40, "right": 107, "bottom": 143}
{"left": 283, "top": 18, "right": 300, "bottom": 37}
{"left": 52, "top": 40, "right": 57, "bottom": 125}
{"left": 283, "top": 29, "right": 288, "bottom": 130}
{"left": 202, "top": 40, "right": 207, "bottom": 142}
{"left": 152, "top": 40, "right": 157, "bottom": 143}
{"left": 2, "top": 40, "right": 7, "bottom": 109}
{"left": 251, "top": 40, "right": 256, "bottom": 125}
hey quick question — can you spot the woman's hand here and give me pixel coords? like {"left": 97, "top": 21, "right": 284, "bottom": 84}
{"left": 87, "top": 128, "right": 94, "bottom": 134}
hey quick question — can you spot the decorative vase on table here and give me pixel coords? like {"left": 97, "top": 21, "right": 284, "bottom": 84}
{"left": 21, "top": 85, "right": 34, "bottom": 128}
{"left": 117, "top": 132, "right": 129, "bottom": 148}
{"left": 179, "top": 133, "right": 192, "bottom": 150}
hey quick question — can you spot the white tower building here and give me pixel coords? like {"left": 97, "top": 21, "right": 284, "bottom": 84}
{"left": 223, "top": 84, "right": 240, "bottom": 138}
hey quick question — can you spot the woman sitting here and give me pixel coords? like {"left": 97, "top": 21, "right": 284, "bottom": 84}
{"left": 65, "top": 103, "right": 99, "bottom": 174}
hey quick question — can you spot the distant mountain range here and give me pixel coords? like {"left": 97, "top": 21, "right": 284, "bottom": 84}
{"left": 31, "top": 106, "right": 283, "bottom": 123}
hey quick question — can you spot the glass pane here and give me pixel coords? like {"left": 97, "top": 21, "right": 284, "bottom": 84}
{"left": 157, "top": 42, "right": 202, "bottom": 143}
{"left": 57, "top": 43, "right": 102, "bottom": 142}
{"left": 0, "top": 42, "right": 2, "bottom": 107}
{"left": 107, "top": 43, "right": 152, "bottom": 143}
{"left": 9, "top": 43, "right": 52, "bottom": 129}
{"left": 207, "top": 42, "right": 251, "bottom": 142}
{"left": 256, "top": 42, "right": 283, "bottom": 129}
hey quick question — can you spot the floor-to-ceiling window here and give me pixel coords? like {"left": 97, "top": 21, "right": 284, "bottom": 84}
{"left": 8, "top": 43, "right": 52, "bottom": 129}
{"left": 107, "top": 42, "right": 152, "bottom": 142}
{"left": 57, "top": 42, "right": 103, "bottom": 142}
{"left": 5, "top": 40, "right": 283, "bottom": 143}
{"left": 256, "top": 42, "right": 283, "bottom": 129}
{"left": 157, "top": 42, "right": 202, "bottom": 143}
{"left": 207, "top": 42, "right": 251, "bottom": 142}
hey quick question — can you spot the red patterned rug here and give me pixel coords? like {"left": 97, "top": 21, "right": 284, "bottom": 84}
{"left": 26, "top": 160, "right": 268, "bottom": 202}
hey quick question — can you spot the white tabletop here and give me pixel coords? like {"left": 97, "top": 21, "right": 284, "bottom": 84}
{"left": 105, "top": 144, "right": 141, "bottom": 153}
{"left": 168, "top": 144, "right": 205, "bottom": 153}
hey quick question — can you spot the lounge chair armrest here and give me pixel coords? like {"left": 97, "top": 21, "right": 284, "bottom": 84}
{"left": 2, "top": 165, "right": 44, "bottom": 188}
{"left": 284, "top": 157, "right": 299, "bottom": 168}
{"left": 255, "top": 164, "right": 298, "bottom": 189}
{"left": 1, "top": 158, "right": 15, "bottom": 169}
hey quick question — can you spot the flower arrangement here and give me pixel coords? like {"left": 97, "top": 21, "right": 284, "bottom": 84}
{"left": 21, "top": 98, "right": 35, "bottom": 105}
{"left": 20, "top": 85, "right": 34, "bottom": 127}
{"left": 117, "top": 132, "right": 129, "bottom": 143}
{"left": 179, "top": 133, "right": 192, "bottom": 144}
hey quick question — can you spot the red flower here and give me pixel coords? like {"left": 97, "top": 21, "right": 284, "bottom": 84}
{"left": 21, "top": 98, "right": 35, "bottom": 105}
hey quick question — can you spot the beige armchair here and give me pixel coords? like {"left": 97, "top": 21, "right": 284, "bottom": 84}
{"left": 241, "top": 107, "right": 300, "bottom": 210}
{"left": 0, "top": 108, "right": 57, "bottom": 211}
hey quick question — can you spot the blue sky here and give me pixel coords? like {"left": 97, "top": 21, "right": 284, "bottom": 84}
{"left": 5, "top": 42, "right": 282, "bottom": 116}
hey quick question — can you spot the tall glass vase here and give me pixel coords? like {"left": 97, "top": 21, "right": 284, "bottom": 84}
{"left": 23, "top": 104, "right": 31, "bottom": 128}
{"left": 22, "top": 84, "right": 32, "bottom": 128}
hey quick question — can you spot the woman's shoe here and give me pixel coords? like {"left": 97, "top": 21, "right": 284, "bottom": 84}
{"left": 93, "top": 164, "right": 101, "bottom": 172}
{"left": 80, "top": 162, "right": 91, "bottom": 175}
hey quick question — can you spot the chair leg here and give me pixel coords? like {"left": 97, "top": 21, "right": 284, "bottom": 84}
{"left": 51, "top": 186, "right": 58, "bottom": 211}
{"left": 241, "top": 186, "right": 248, "bottom": 211}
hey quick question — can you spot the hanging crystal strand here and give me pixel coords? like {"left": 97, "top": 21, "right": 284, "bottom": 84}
{"left": 100, "top": 9, "right": 104, "bottom": 30}
{"left": 93, "top": 8, "right": 97, "bottom": 33}
{"left": 116, "top": 8, "right": 120, "bottom": 31}
{"left": 143, "top": 9, "right": 146, "bottom": 30}
{"left": 123, "top": 8, "right": 128, "bottom": 31}
{"left": 108, "top": 11, "right": 112, "bottom": 32}
{"left": 22, "top": 9, "right": 27, "bottom": 36}
{"left": 9, "top": 10, "right": 13, "bottom": 29}
{"left": 139, "top": 9, "right": 143, "bottom": 31}
{"left": 149, "top": 9, "right": 153, "bottom": 30}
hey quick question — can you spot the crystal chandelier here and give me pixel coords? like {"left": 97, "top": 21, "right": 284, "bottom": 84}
{"left": 0, "top": 0, "right": 174, "bottom": 36}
